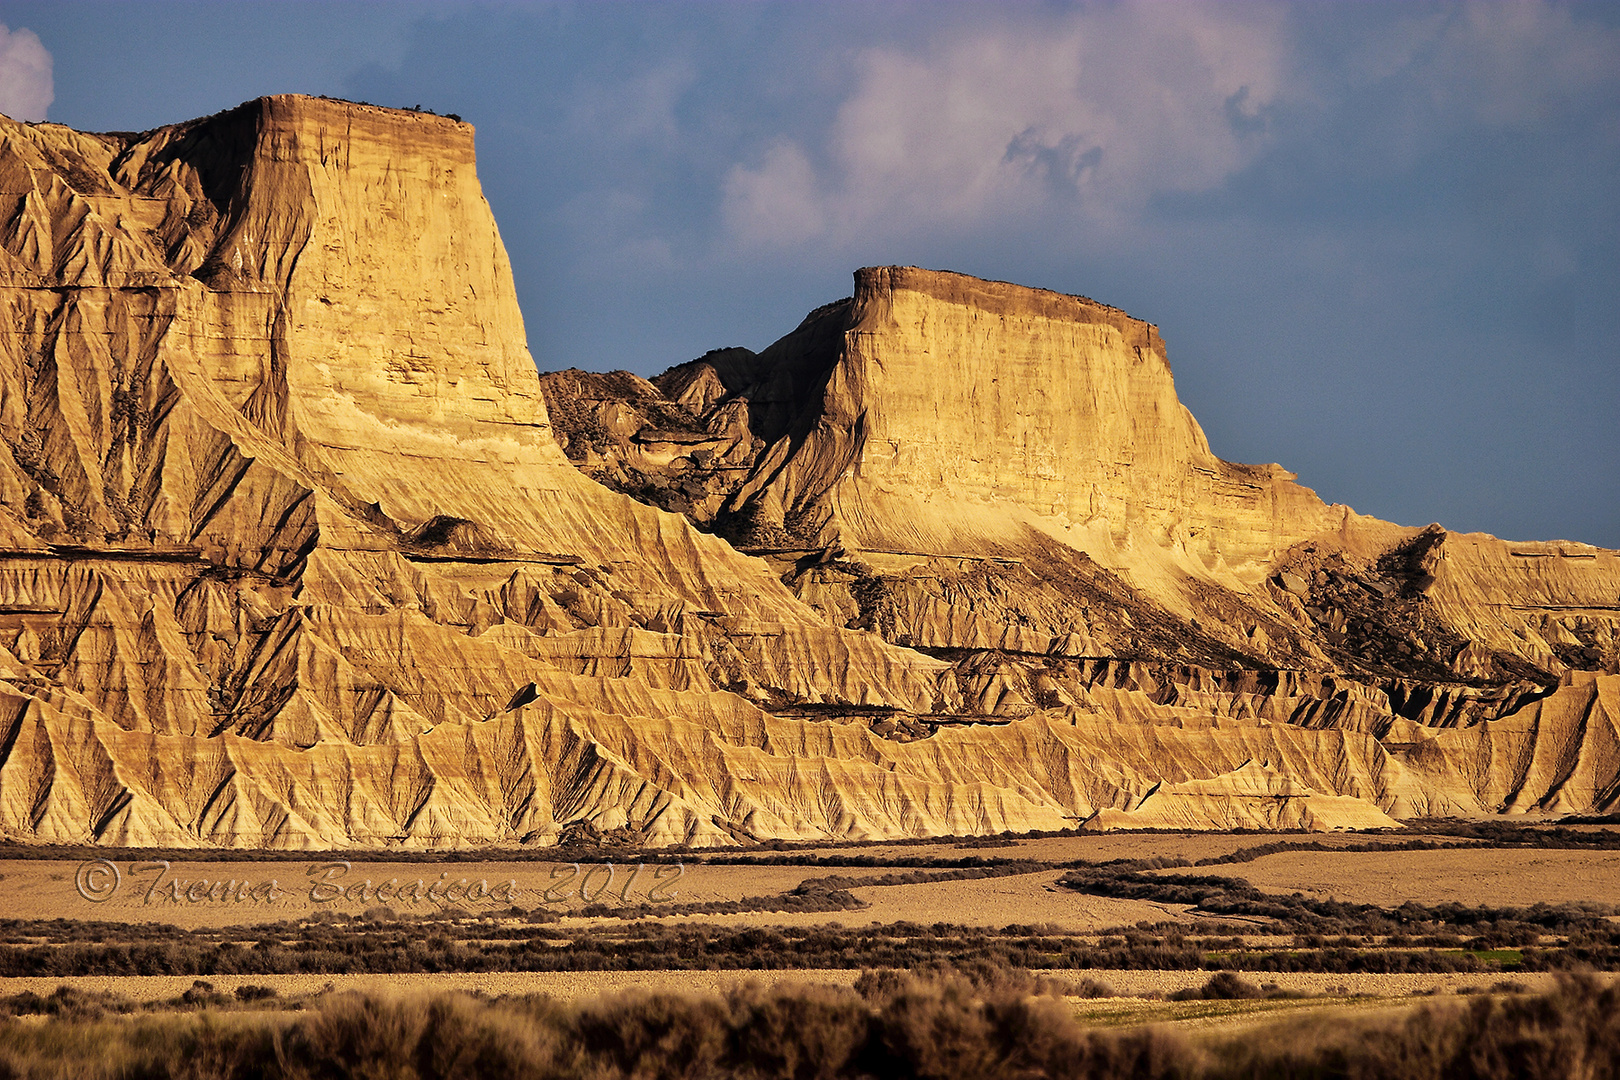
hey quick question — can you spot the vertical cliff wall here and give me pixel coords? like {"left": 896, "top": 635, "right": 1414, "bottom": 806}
{"left": 726, "top": 267, "right": 1348, "bottom": 575}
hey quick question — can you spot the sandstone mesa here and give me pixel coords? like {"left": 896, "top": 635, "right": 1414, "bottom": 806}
{"left": 0, "top": 96, "right": 1613, "bottom": 849}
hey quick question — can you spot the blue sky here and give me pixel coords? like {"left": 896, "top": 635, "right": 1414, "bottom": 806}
{"left": 2, "top": 1, "right": 1616, "bottom": 547}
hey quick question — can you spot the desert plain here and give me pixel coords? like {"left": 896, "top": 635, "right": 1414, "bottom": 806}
{"left": 0, "top": 824, "right": 1615, "bottom": 1011}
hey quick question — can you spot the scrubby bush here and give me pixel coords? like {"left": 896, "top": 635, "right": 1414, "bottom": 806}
{"left": 0, "top": 973, "right": 1613, "bottom": 1078}
{"left": 1168, "top": 971, "right": 1264, "bottom": 1001}
{"left": 1210, "top": 974, "right": 1620, "bottom": 1080}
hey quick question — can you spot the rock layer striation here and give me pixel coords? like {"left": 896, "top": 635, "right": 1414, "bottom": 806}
{"left": 0, "top": 97, "right": 1616, "bottom": 848}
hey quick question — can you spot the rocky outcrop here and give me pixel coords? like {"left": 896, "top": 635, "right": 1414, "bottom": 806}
{"left": 0, "top": 98, "right": 1615, "bottom": 848}
{"left": 714, "top": 268, "right": 1344, "bottom": 571}
{"left": 0, "top": 98, "right": 947, "bottom": 847}
{"left": 1397, "top": 672, "right": 1620, "bottom": 816}
{"left": 547, "top": 270, "right": 1620, "bottom": 686}
{"left": 540, "top": 267, "right": 1620, "bottom": 830}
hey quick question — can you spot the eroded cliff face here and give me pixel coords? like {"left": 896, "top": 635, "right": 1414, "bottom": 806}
{"left": 542, "top": 268, "right": 1620, "bottom": 829}
{"left": 550, "top": 267, "right": 1619, "bottom": 682}
{"left": 722, "top": 268, "right": 1344, "bottom": 573}
{"left": 0, "top": 98, "right": 1615, "bottom": 849}
{"left": 0, "top": 98, "right": 950, "bottom": 848}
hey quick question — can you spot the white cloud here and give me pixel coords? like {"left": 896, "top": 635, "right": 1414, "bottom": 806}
{"left": 0, "top": 24, "right": 51, "bottom": 122}
{"left": 721, "top": 3, "right": 1293, "bottom": 247}
{"left": 722, "top": 139, "right": 826, "bottom": 247}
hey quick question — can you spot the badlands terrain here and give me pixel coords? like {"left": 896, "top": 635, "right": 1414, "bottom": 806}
{"left": 0, "top": 94, "right": 1614, "bottom": 852}
{"left": 0, "top": 92, "right": 1616, "bottom": 1079}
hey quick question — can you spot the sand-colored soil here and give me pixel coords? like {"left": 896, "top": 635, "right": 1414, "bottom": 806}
{"left": 733, "top": 831, "right": 1359, "bottom": 866}
{"left": 1, "top": 832, "right": 1279, "bottom": 933}
{"left": 847, "top": 870, "right": 1179, "bottom": 929}
{"left": 2, "top": 834, "right": 1599, "bottom": 934}
{"left": 1174, "top": 848, "right": 1620, "bottom": 908}
{"left": 6, "top": 836, "right": 1615, "bottom": 1022}
{"left": 0, "top": 858, "right": 899, "bottom": 931}
{"left": 0, "top": 970, "right": 863, "bottom": 1004}
{"left": 0, "top": 859, "right": 571, "bottom": 929}
{"left": 578, "top": 869, "right": 1186, "bottom": 934}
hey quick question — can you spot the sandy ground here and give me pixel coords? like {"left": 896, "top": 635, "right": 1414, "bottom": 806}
{"left": 3, "top": 834, "right": 1612, "bottom": 1029}
{"left": 0, "top": 859, "right": 899, "bottom": 930}
{"left": 0, "top": 855, "right": 1175, "bottom": 933}
{"left": 548, "top": 869, "right": 1188, "bottom": 934}
{"left": 838, "top": 870, "right": 1183, "bottom": 930}
{"left": 1, "top": 834, "right": 1599, "bottom": 933}
{"left": 0, "top": 969, "right": 864, "bottom": 1003}
{"left": 1173, "top": 848, "right": 1620, "bottom": 908}
{"left": 6, "top": 837, "right": 1612, "bottom": 1023}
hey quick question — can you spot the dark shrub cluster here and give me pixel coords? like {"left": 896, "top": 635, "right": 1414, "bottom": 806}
{"left": 1166, "top": 971, "right": 1304, "bottom": 1001}
{"left": 575, "top": 881, "right": 866, "bottom": 920}
{"left": 0, "top": 911, "right": 1614, "bottom": 978}
{"left": 1060, "top": 863, "right": 1619, "bottom": 941}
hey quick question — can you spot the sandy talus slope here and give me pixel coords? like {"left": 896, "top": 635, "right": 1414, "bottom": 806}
{"left": 0, "top": 98, "right": 1616, "bottom": 848}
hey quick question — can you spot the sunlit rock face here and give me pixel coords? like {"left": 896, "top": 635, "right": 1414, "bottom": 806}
{"left": 0, "top": 96, "right": 945, "bottom": 848}
{"left": 0, "top": 97, "right": 1615, "bottom": 849}
{"left": 554, "top": 265, "right": 1619, "bottom": 684}
{"left": 720, "top": 266, "right": 1343, "bottom": 572}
